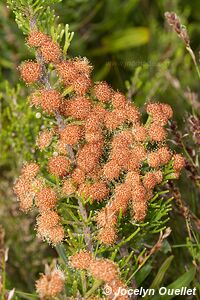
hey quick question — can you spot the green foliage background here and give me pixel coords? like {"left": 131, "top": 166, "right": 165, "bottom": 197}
{"left": 0, "top": 0, "right": 200, "bottom": 298}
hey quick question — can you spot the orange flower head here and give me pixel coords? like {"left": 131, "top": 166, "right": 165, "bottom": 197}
{"left": 29, "top": 91, "right": 41, "bottom": 107}
{"left": 56, "top": 61, "right": 78, "bottom": 83}
{"left": 93, "top": 105, "right": 107, "bottom": 121}
{"left": 27, "top": 31, "right": 50, "bottom": 47}
{"left": 85, "top": 130, "right": 103, "bottom": 143}
{"left": 132, "top": 200, "right": 147, "bottom": 221}
{"left": 65, "top": 97, "right": 91, "bottom": 120}
{"left": 48, "top": 155, "right": 71, "bottom": 177}
{"left": 98, "top": 226, "right": 117, "bottom": 245}
{"left": 148, "top": 123, "right": 166, "bottom": 142}
{"left": 146, "top": 102, "right": 170, "bottom": 126}
{"left": 125, "top": 171, "right": 140, "bottom": 187}
{"left": 13, "top": 176, "right": 31, "bottom": 199}
{"left": 88, "top": 181, "right": 109, "bottom": 202}
{"left": 35, "top": 187, "right": 57, "bottom": 211}
{"left": 77, "top": 142, "right": 102, "bottom": 173}
{"left": 73, "top": 57, "right": 93, "bottom": 77}
{"left": 132, "top": 144, "right": 147, "bottom": 162}
{"left": 62, "top": 179, "right": 76, "bottom": 195}
{"left": 132, "top": 125, "right": 147, "bottom": 142}
{"left": 112, "top": 130, "right": 133, "bottom": 150}
{"left": 37, "top": 130, "right": 53, "bottom": 150}
{"left": 71, "top": 168, "right": 86, "bottom": 185}
{"left": 131, "top": 184, "right": 146, "bottom": 203}
{"left": 21, "top": 162, "right": 39, "bottom": 180}
{"left": 104, "top": 109, "right": 127, "bottom": 130}
{"left": 89, "top": 259, "right": 119, "bottom": 283}
{"left": 94, "top": 82, "right": 112, "bottom": 103}
{"left": 85, "top": 114, "right": 101, "bottom": 132}
{"left": 35, "top": 269, "right": 64, "bottom": 298}
{"left": 160, "top": 103, "right": 173, "bottom": 119}
{"left": 111, "top": 147, "right": 131, "bottom": 168}
{"left": 111, "top": 92, "right": 126, "bottom": 109}
{"left": 73, "top": 75, "right": 92, "bottom": 95}
{"left": 108, "top": 279, "right": 128, "bottom": 299}
{"left": 40, "top": 89, "right": 62, "bottom": 114}
{"left": 96, "top": 207, "right": 117, "bottom": 228}
{"left": 36, "top": 210, "right": 60, "bottom": 236}
{"left": 19, "top": 194, "right": 34, "bottom": 212}
{"left": 47, "top": 225, "right": 65, "bottom": 244}
{"left": 111, "top": 183, "right": 132, "bottom": 213}
{"left": 157, "top": 147, "right": 172, "bottom": 164}
{"left": 103, "top": 160, "right": 121, "bottom": 181}
{"left": 127, "top": 154, "right": 140, "bottom": 172}
{"left": 19, "top": 61, "right": 41, "bottom": 83}
{"left": 143, "top": 172, "right": 157, "bottom": 190}
{"left": 173, "top": 154, "right": 185, "bottom": 171}
{"left": 147, "top": 151, "right": 161, "bottom": 168}
{"left": 126, "top": 103, "right": 140, "bottom": 123}
{"left": 70, "top": 251, "right": 93, "bottom": 269}
{"left": 60, "top": 124, "right": 82, "bottom": 145}
{"left": 40, "top": 40, "right": 61, "bottom": 63}
{"left": 154, "top": 170, "right": 163, "bottom": 184}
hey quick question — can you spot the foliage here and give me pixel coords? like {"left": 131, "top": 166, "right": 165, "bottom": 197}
{"left": 0, "top": 0, "right": 200, "bottom": 299}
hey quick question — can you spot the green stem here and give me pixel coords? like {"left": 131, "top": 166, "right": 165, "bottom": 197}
{"left": 84, "top": 279, "right": 102, "bottom": 299}
{"left": 186, "top": 46, "right": 200, "bottom": 82}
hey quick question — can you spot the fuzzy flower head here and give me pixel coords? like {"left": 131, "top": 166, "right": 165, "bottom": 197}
{"left": 48, "top": 155, "right": 71, "bottom": 177}
{"left": 94, "top": 81, "right": 112, "bottom": 103}
{"left": 27, "top": 31, "right": 50, "bottom": 47}
{"left": 69, "top": 251, "right": 93, "bottom": 269}
{"left": 35, "top": 269, "right": 64, "bottom": 298}
{"left": 89, "top": 259, "right": 119, "bottom": 283}
{"left": 19, "top": 61, "right": 41, "bottom": 83}
{"left": 36, "top": 130, "right": 53, "bottom": 150}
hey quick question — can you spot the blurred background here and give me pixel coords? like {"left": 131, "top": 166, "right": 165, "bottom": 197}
{"left": 0, "top": 0, "right": 200, "bottom": 295}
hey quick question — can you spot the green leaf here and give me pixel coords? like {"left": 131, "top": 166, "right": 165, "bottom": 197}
{"left": 150, "top": 256, "right": 174, "bottom": 290}
{"left": 90, "top": 27, "right": 149, "bottom": 55}
{"left": 135, "top": 263, "right": 153, "bottom": 286}
{"left": 152, "top": 267, "right": 196, "bottom": 300}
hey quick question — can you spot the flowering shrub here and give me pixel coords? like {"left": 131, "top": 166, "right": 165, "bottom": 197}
{"left": 11, "top": 26, "right": 186, "bottom": 298}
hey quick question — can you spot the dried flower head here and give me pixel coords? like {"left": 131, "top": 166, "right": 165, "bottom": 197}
{"left": 165, "top": 12, "right": 190, "bottom": 46}
{"left": 70, "top": 251, "right": 93, "bottom": 269}
{"left": 19, "top": 61, "right": 41, "bottom": 83}
{"left": 94, "top": 82, "right": 112, "bottom": 103}
{"left": 48, "top": 155, "right": 71, "bottom": 177}
{"left": 35, "top": 269, "right": 64, "bottom": 298}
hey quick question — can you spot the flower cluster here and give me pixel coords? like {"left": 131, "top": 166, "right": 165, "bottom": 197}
{"left": 35, "top": 266, "right": 64, "bottom": 298}
{"left": 70, "top": 251, "right": 128, "bottom": 299}
{"left": 14, "top": 30, "right": 185, "bottom": 246}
